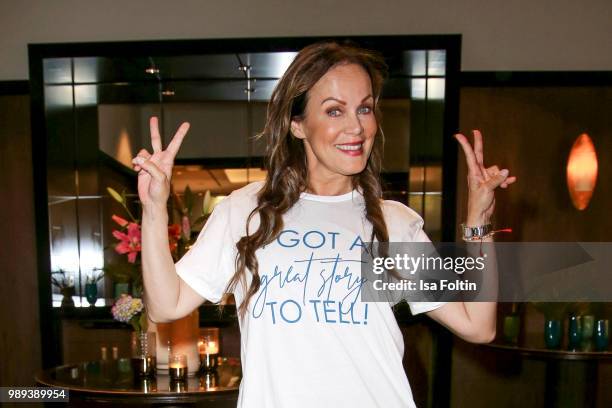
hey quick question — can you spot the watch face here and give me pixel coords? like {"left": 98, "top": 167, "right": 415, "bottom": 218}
{"left": 462, "top": 224, "right": 492, "bottom": 239}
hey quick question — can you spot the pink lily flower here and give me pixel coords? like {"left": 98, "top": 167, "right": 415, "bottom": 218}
{"left": 113, "top": 222, "right": 141, "bottom": 263}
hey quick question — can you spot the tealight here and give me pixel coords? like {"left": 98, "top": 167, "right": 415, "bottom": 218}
{"left": 169, "top": 354, "right": 188, "bottom": 382}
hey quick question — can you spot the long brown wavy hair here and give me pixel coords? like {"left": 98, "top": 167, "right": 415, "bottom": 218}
{"left": 225, "top": 40, "right": 391, "bottom": 319}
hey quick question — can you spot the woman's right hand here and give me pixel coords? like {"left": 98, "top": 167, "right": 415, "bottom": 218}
{"left": 132, "top": 116, "right": 190, "bottom": 208}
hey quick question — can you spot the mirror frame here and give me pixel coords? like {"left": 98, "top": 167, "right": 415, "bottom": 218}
{"left": 28, "top": 36, "right": 461, "bottom": 395}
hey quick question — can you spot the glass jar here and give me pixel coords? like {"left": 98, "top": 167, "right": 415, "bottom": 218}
{"left": 131, "top": 331, "right": 157, "bottom": 377}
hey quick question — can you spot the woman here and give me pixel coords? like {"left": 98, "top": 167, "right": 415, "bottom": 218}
{"left": 132, "top": 41, "right": 516, "bottom": 407}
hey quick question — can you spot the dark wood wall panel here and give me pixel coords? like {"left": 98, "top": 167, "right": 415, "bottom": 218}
{"left": 456, "top": 87, "right": 612, "bottom": 242}
{"left": 451, "top": 86, "right": 612, "bottom": 407}
{"left": 0, "top": 94, "right": 41, "bottom": 386}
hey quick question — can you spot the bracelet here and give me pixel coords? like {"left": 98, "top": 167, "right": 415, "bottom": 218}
{"left": 461, "top": 223, "right": 493, "bottom": 241}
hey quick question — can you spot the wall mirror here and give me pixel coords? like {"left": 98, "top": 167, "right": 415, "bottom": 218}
{"left": 30, "top": 35, "right": 459, "bottom": 366}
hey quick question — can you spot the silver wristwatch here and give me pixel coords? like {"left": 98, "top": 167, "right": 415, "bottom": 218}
{"left": 461, "top": 223, "right": 493, "bottom": 241}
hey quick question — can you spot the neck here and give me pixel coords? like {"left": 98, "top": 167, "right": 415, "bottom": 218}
{"left": 306, "top": 176, "right": 353, "bottom": 196}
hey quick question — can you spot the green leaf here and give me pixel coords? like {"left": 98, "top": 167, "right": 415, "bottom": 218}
{"left": 101, "top": 262, "right": 140, "bottom": 284}
{"left": 107, "top": 187, "right": 124, "bottom": 204}
{"left": 130, "top": 315, "right": 141, "bottom": 332}
{"left": 202, "top": 190, "right": 212, "bottom": 215}
{"left": 139, "top": 311, "right": 148, "bottom": 332}
{"left": 184, "top": 185, "right": 194, "bottom": 215}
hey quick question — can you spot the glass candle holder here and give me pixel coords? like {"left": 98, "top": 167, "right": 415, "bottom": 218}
{"left": 581, "top": 315, "right": 595, "bottom": 340}
{"left": 198, "top": 328, "right": 220, "bottom": 372}
{"left": 544, "top": 319, "right": 562, "bottom": 349}
{"left": 169, "top": 354, "right": 188, "bottom": 382}
{"left": 595, "top": 319, "right": 609, "bottom": 351}
{"left": 502, "top": 315, "right": 520, "bottom": 345}
{"left": 568, "top": 315, "right": 582, "bottom": 351}
{"left": 168, "top": 310, "right": 200, "bottom": 376}
{"left": 580, "top": 314, "right": 595, "bottom": 351}
{"left": 131, "top": 332, "right": 157, "bottom": 378}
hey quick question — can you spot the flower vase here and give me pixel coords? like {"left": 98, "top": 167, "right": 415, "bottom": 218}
{"left": 580, "top": 315, "right": 595, "bottom": 351}
{"left": 85, "top": 283, "right": 98, "bottom": 307}
{"left": 567, "top": 315, "right": 582, "bottom": 351}
{"left": 131, "top": 331, "right": 157, "bottom": 377}
{"left": 595, "top": 319, "right": 609, "bottom": 351}
{"left": 60, "top": 287, "right": 75, "bottom": 308}
{"left": 544, "top": 319, "right": 562, "bottom": 349}
{"left": 502, "top": 314, "right": 521, "bottom": 345}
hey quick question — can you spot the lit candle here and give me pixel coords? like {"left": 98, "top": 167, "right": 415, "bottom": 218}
{"left": 169, "top": 354, "right": 188, "bottom": 382}
{"left": 198, "top": 329, "right": 220, "bottom": 373}
{"left": 207, "top": 341, "right": 219, "bottom": 355}
{"left": 198, "top": 338, "right": 219, "bottom": 355}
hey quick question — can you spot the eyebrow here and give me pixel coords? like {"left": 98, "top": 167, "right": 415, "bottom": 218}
{"left": 320, "top": 94, "right": 373, "bottom": 105}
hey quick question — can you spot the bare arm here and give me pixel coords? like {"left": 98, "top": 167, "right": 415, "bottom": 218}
{"left": 426, "top": 130, "right": 516, "bottom": 343}
{"left": 427, "top": 235, "right": 498, "bottom": 343}
{"left": 132, "top": 117, "right": 206, "bottom": 323}
{"left": 141, "top": 204, "right": 205, "bottom": 322}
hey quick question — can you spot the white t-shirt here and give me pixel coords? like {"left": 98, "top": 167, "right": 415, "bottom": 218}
{"left": 175, "top": 181, "right": 446, "bottom": 408}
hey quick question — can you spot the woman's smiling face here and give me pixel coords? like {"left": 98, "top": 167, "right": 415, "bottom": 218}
{"left": 291, "top": 63, "right": 378, "bottom": 189}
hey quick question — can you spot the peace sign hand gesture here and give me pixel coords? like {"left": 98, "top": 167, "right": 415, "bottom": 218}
{"left": 132, "top": 117, "right": 190, "bottom": 209}
{"left": 454, "top": 130, "right": 517, "bottom": 226}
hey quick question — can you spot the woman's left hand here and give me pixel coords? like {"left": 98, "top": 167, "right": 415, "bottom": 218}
{"left": 454, "top": 130, "right": 517, "bottom": 226}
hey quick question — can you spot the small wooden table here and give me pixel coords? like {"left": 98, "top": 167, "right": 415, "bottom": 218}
{"left": 35, "top": 357, "right": 241, "bottom": 407}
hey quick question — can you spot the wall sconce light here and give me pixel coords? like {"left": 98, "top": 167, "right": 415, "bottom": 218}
{"left": 566, "top": 133, "right": 598, "bottom": 210}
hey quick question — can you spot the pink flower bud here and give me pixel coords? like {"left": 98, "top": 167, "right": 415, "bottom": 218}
{"left": 112, "top": 214, "right": 129, "bottom": 227}
{"left": 181, "top": 215, "right": 191, "bottom": 241}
